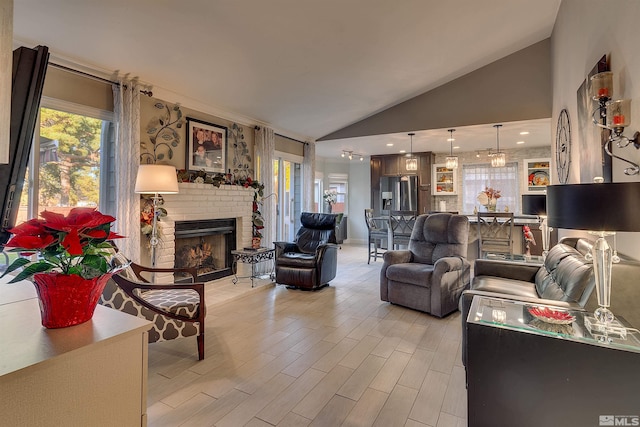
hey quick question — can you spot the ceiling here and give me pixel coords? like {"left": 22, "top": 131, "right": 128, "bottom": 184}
{"left": 316, "top": 118, "right": 552, "bottom": 159}
{"left": 12, "top": 0, "right": 560, "bottom": 155}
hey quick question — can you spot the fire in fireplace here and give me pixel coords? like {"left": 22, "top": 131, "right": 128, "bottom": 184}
{"left": 174, "top": 218, "right": 236, "bottom": 282}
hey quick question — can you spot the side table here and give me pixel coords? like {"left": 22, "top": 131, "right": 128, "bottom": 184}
{"left": 231, "top": 248, "right": 275, "bottom": 287}
{"left": 466, "top": 295, "right": 640, "bottom": 427}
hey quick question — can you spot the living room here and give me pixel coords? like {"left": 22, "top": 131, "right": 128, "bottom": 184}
{"left": 2, "top": 1, "right": 640, "bottom": 426}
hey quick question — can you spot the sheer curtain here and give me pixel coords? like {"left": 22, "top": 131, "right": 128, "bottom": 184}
{"left": 112, "top": 78, "right": 141, "bottom": 262}
{"left": 254, "top": 126, "right": 276, "bottom": 250}
{"left": 303, "top": 141, "right": 315, "bottom": 212}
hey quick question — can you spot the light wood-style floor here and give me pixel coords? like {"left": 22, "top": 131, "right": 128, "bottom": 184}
{"left": 147, "top": 244, "right": 467, "bottom": 427}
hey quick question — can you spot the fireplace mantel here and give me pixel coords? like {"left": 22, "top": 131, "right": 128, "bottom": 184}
{"left": 148, "top": 183, "right": 254, "bottom": 283}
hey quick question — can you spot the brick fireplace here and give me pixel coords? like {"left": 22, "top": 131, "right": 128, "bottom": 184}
{"left": 149, "top": 183, "right": 254, "bottom": 283}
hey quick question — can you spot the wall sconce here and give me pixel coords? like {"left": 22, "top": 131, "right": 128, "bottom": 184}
{"left": 490, "top": 124, "right": 506, "bottom": 167}
{"left": 445, "top": 129, "right": 458, "bottom": 170}
{"left": 341, "top": 150, "right": 364, "bottom": 161}
{"left": 405, "top": 132, "right": 418, "bottom": 171}
{"left": 590, "top": 71, "right": 640, "bottom": 175}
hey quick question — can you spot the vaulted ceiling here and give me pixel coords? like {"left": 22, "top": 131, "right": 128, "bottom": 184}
{"left": 13, "top": 0, "right": 561, "bottom": 156}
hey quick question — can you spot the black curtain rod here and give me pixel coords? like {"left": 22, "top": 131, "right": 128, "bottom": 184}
{"left": 48, "top": 62, "right": 153, "bottom": 97}
{"left": 254, "top": 127, "right": 308, "bottom": 145}
{"left": 276, "top": 132, "right": 307, "bottom": 145}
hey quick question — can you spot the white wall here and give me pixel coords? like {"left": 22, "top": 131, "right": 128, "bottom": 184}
{"left": 347, "top": 159, "right": 371, "bottom": 245}
{"left": 316, "top": 157, "right": 371, "bottom": 245}
{"left": 551, "top": 0, "right": 640, "bottom": 258}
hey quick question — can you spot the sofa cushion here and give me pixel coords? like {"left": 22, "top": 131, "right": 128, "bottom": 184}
{"left": 535, "top": 243, "right": 594, "bottom": 304}
{"left": 410, "top": 214, "right": 469, "bottom": 265}
{"left": 276, "top": 252, "right": 317, "bottom": 268}
{"left": 386, "top": 263, "right": 434, "bottom": 287}
{"left": 470, "top": 276, "right": 539, "bottom": 299}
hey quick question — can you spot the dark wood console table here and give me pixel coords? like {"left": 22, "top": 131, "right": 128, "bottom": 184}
{"left": 467, "top": 296, "right": 640, "bottom": 427}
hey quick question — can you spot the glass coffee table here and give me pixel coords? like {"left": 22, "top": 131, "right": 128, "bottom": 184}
{"left": 483, "top": 252, "right": 544, "bottom": 265}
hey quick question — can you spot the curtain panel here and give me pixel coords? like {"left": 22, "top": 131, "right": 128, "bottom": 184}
{"left": 303, "top": 141, "right": 315, "bottom": 212}
{"left": 254, "top": 126, "right": 276, "bottom": 250}
{"left": 112, "top": 79, "right": 141, "bottom": 262}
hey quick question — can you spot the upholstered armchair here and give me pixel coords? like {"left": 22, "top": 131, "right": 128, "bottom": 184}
{"left": 274, "top": 212, "right": 339, "bottom": 290}
{"left": 380, "top": 213, "right": 471, "bottom": 317}
{"left": 100, "top": 253, "right": 207, "bottom": 360}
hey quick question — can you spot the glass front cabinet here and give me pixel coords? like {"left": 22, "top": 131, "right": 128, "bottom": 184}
{"left": 522, "top": 158, "right": 550, "bottom": 193}
{"left": 432, "top": 163, "right": 456, "bottom": 195}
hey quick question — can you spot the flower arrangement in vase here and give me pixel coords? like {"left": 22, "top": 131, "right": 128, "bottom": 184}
{"left": 1, "top": 208, "right": 124, "bottom": 328}
{"left": 323, "top": 190, "right": 337, "bottom": 213}
{"left": 477, "top": 187, "right": 501, "bottom": 212}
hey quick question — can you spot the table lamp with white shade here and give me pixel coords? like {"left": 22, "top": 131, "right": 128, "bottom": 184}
{"left": 134, "top": 164, "right": 179, "bottom": 267}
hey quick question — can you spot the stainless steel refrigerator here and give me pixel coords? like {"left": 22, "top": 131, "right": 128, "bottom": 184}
{"left": 380, "top": 175, "right": 418, "bottom": 212}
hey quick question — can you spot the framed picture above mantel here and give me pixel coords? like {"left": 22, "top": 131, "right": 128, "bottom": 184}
{"left": 186, "top": 117, "right": 227, "bottom": 174}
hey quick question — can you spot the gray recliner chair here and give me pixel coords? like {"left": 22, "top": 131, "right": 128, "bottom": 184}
{"left": 274, "top": 212, "right": 339, "bottom": 290}
{"left": 380, "top": 213, "right": 471, "bottom": 317}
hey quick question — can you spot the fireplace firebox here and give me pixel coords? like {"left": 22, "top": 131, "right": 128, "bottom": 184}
{"left": 174, "top": 218, "right": 236, "bottom": 282}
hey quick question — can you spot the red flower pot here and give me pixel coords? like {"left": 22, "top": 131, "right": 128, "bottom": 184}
{"left": 31, "top": 272, "right": 113, "bottom": 328}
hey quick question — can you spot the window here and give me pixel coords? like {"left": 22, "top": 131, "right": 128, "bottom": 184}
{"left": 18, "top": 99, "right": 116, "bottom": 224}
{"left": 462, "top": 163, "right": 519, "bottom": 214}
{"left": 314, "top": 177, "right": 323, "bottom": 213}
{"left": 273, "top": 152, "right": 303, "bottom": 241}
{"left": 327, "top": 173, "right": 348, "bottom": 215}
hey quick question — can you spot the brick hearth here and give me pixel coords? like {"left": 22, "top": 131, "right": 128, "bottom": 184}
{"left": 150, "top": 183, "right": 254, "bottom": 283}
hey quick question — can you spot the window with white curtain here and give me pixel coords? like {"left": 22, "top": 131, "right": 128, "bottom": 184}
{"left": 18, "top": 98, "right": 116, "bottom": 224}
{"left": 462, "top": 162, "right": 519, "bottom": 214}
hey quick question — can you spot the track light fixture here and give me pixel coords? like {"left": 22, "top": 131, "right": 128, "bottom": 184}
{"left": 340, "top": 150, "right": 364, "bottom": 161}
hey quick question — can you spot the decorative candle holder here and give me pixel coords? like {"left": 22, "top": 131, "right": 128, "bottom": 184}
{"left": 590, "top": 71, "right": 613, "bottom": 101}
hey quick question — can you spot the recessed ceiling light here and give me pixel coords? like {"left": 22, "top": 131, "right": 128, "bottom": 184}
{"left": 520, "top": 131, "right": 530, "bottom": 135}
{"left": 447, "top": 138, "right": 455, "bottom": 142}
{"left": 386, "top": 143, "right": 394, "bottom": 146}
{"left": 516, "top": 141, "right": 525, "bottom": 144}
{"left": 399, "top": 150, "right": 406, "bottom": 153}
{"left": 453, "top": 146, "right": 460, "bottom": 149}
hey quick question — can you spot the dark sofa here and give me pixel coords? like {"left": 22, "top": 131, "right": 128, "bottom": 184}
{"left": 460, "top": 237, "right": 596, "bottom": 367}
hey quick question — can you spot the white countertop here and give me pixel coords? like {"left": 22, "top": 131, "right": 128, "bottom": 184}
{"left": 0, "top": 277, "right": 151, "bottom": 378}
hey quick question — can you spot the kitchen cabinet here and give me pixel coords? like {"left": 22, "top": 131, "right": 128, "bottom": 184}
{"left": 432, "top": 163, "right": 456, "bottom": 195}
{"left": 372, "top": 153, "right": 433, "bottom": 215}
{"left": 523, "top": 158, "right": 550, "bottom": 193}
{"left": 382, "top": 155, "right": 400, "bottom": 176}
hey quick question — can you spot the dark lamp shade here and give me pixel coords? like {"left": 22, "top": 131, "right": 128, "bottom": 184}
{"left": 546, "top": 182, "right": 640, "bottom": 232}
{"left": 522, "top": 194, "right": 546, "bottom": 216}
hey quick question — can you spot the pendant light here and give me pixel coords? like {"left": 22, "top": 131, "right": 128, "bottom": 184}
{"left": 491, "top": 124, "right": 506, "bottom": 167}
{"left": 445, "top": 129, "right": 458, "bottom": 169}
{"left": 405, "top": 132, "right": 418, "bottom": 171}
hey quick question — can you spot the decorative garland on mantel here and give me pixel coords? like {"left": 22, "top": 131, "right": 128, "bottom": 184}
{"left": 176, "top": 169, "right": 265, "bottom": 238}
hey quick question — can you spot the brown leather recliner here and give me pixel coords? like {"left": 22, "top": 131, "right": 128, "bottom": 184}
{"left": 274, "top": 212, "right": 339, "bottom": 290}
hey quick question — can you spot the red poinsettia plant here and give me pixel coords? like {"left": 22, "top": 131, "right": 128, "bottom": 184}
{"left": 1, "top": 208, "right": 124, "bottom": 283}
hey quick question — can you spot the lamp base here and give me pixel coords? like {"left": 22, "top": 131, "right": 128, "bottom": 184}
{"left": 584, "top": 316, "right": 627, "bottom": 339}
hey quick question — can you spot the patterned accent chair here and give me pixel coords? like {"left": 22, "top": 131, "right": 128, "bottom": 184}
{"left": 99, "top": 253, "right": 207, "bottom": 360}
